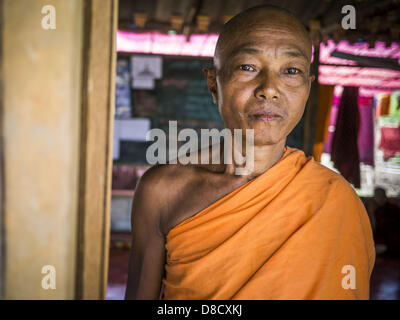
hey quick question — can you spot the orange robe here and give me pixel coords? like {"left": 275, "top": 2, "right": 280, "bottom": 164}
{"left": 162, "top": 147, "right": 375, "bottom": 300}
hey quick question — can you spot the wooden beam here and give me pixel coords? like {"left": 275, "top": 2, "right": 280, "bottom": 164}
{"left": 0, "top": 0, "right": 4, "bottom": 300}
{"left": 303, "top": 44, "right": 321, "bottom": 157}
{"left": 330, "top": 50, "right": 400, "bottom": 71}
{"left": 75, "top": 0, "right": 117, "bottom": 300}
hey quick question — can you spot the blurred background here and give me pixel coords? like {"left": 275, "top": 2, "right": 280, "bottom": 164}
{"left": 1, "top": 0, "right": 400, "bottom": 300}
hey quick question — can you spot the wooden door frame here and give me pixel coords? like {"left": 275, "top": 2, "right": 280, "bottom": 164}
{"left": 0, "top": 0, "right": 5, "bottom": 301}
{"left": 75, "top": 0, "right": 118, "bottom": 300}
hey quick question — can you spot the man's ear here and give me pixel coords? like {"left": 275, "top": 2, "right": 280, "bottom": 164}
{"left": 310, "top": 74, "right": 316, "bottom": 83}
{"left": 203, "top": 67, "right": 218, "bottom": 104}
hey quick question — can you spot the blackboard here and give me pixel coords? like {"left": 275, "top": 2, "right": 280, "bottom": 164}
{"left": 153, "top": 58, "right": 222, "bottom": 124}
{"left": 119, "top": 140, "right": 153, "bottom": 163}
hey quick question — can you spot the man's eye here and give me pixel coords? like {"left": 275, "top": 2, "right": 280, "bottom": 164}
{"left": 239, "top": 65, "right": 255, "bottom": 72}
{"left": 286, "top": 67, "right": 301, "bottom": 75}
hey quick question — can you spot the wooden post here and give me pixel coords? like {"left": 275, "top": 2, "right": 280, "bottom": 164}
{"left": 0, "top": 0, "right": 5, "bottom": 300}
{"left": 75, "top": 0, "right": 118, "bottom": 300}
{"left": 304, "top": 21, "right": 321, "bottom": 157}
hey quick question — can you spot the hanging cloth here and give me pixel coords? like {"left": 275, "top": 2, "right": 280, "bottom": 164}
{"left": 378, "top": 125, "right": 400, "bottom": 161}
{"left": 357, "top": 96, "right": 374, "bottom": 166}
{"left": 331, "top": 86, "right": 361, "bottom": 188}
{"left": 389, "top": 90, "right": 400, "bottom": 117}
{"left": 375, "top": 93, "right": 390, "bottom": 118}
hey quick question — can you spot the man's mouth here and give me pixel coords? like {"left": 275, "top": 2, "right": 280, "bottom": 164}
{"left": 251, "top": 112, "right": 283, "bottom": 122}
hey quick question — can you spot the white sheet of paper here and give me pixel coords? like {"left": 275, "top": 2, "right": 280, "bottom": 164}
{"left": 132, "top": 78, "right": 154, "bottom": 89}
{"left": 113, "top": 118, "right": 151, "bottom": 159}
{"left": 131, "top": 55, "right": 162, "bottom": 79}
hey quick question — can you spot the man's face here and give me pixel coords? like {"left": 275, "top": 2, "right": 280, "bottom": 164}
{"left": 207, "top": 21, "right": 314, "bottom": 146}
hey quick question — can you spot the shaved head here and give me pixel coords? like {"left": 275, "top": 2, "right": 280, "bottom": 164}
{"left": 214, "top": 5, "right": 313, "bottom": 69}
{"left": 203, "top": 4, "right": 315, "bottom": 147}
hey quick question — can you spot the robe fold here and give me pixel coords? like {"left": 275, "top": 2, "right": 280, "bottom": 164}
{"left": 162, "top": 147, "right": 375, "bottom": 300}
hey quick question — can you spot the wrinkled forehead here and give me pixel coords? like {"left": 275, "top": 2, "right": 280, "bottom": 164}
{"left": 215, "top": 19, "right": 312, "bottom": 67}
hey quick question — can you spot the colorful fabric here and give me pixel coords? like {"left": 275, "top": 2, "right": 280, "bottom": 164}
{"left": 357, "top": 96, "right": 375, "bottom": 166}
{"left": 378, "top": 126, "right": 400, "bottom": 161}
{"left": 389, "top": 91, "right": 400, "bottom": 117}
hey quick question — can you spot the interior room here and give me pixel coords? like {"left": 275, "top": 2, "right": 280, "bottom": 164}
{"left": 108, "top": 0, "right": 400, "bottom": 300}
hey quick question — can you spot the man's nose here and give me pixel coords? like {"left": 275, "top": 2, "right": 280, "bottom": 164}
{"left": 254, "top": 72, "right": 280, "bottom": 101}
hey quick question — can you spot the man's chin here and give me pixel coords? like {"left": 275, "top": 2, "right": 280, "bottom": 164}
{"left": 253, "top": 135, "right": 284, "bottom": 146}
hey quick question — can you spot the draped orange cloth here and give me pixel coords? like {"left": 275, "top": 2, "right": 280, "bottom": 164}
{"left": 163, "top": 147, "right": 375, "bottom": 300}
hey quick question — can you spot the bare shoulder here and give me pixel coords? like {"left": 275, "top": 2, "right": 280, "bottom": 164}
{"left": 133, "top": 162, "right": 204, "bottom": 235}
{"left": 137, "top": 162, "right": 201, "bottom": 198}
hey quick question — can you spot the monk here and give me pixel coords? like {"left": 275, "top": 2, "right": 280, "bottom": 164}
{"left": 125, "top": 5, "right": 375, "bottom": 300}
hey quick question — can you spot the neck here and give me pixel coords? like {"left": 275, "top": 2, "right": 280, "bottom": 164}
{"left": 223, "top": 138, "right": 286, "bottom": 180}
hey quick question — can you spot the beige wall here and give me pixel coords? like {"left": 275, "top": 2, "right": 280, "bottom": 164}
{"left": 1, "top": 0, "right": 117, "bottom": 299}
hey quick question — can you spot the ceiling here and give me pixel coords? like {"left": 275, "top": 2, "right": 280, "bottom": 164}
{"left": 118, "top": 0, "right": 400, "bottom": 43}
{"left": 117, "top": 0, "right": 400, "bottom": 92}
